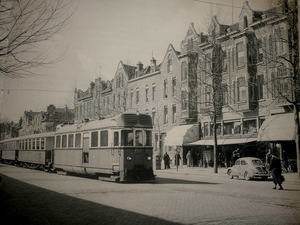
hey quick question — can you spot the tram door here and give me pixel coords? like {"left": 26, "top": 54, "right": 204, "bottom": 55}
{"left": 112, "top": 131, "right": 121, "bottom": 173}
{"left": 82, "top": 133, "right": 89, "bottom": 170}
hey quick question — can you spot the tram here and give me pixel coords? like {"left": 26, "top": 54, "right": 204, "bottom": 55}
{"left": 0, "top": 113, "right": 155, "bottom": 182}
{"left": 0, "top": 132, "right": 55, "bottom": 170}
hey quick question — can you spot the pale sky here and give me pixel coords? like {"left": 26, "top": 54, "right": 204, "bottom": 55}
{"left": 1, "top": 0, "right": 269, "bottom": 122}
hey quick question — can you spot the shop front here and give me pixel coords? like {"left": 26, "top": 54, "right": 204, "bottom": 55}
{"left": 164, "top": 124, "right": 199, "bottom": 167}
{"left": 186, "top": 136, "right": 258, "bottom": 168}
{"left": 258, "top": 113, "right": 297, "bottom": 171}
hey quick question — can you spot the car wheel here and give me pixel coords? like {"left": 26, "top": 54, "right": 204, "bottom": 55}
{"left": 262, "top": 176, "right": 268, "bottom": 181}
{"left": 244, "top": 171, "right": 251, "bottom": 181}
{"left": 227, "top": 170, "right": 233, "bottom": 179}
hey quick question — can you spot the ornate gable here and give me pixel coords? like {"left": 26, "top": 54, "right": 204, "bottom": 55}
{"left": 160, "top": 44, "right": 180, "bottom": 74}
{"left": 181, "top": 22, "right": 199, "bottom": 53}
{"left": 238, "top": 1, "right": 254, "bottom": 30}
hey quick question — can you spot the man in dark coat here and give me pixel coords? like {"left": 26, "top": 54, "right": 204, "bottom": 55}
{"left": 269, "top": 153, "right": 283, "bottom": 190}
{"left": 175, "top": 151, "right": 181, "bottom": 167}
{"left": 163, "top": 152, "right": 170, "bottom": 169}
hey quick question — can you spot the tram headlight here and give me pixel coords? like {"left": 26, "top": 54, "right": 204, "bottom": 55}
{"left": 126, "top": 156, "right": 132, "bottom": 161}
{"left": 146, "top": 156, "right": 152, "bottom": 161}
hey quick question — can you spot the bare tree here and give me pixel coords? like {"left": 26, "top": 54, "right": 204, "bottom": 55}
{"left": 0, "top": 117, "right": 13, "bottom": 139}
{"left": 192, "top": 14, "right": 229, "bottom": 173}
{"left": 255, "top": 0, "right": 299, "bottom": 178}
{"left": 0, "top": 0, "right": 76, "bottom": 78}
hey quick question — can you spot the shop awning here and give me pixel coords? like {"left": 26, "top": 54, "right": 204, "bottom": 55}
{"left": 164, "top": 124, "right": 199, "bottom": 146}
{"left": 257, "top": 113, "right": 295, "bottom": 142}
{"left": 187, "top": 137, "right": 257, "bottom": 146}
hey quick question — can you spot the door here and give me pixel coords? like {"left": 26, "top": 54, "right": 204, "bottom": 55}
{"left": 235, "top": 159, "right": 241, "bottom": 176}
{"left": 82, "top": 133, "right": 89, "bottom": 167}
{"left": 240, "top": 159, "right": 247, "bottom": 176}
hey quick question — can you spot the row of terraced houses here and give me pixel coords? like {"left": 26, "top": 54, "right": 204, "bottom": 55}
{"left": 74, "top": 1, "right": 298, "bottom": 168}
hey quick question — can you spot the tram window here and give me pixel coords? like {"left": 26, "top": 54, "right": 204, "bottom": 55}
{"left": 135, "top": 130, "right": 143, "bottom": 146}
{"left": 19, "top": 141, "right": 22, "bottom": 150}
{"left": 62, "top": 135, "right": 67, "bottom": 148}
{"left": 56, "top": 136, "right": 61, "bottom": 148}
{"left": 68, "top": 134, "right": 74, "bottom": 148}
{"left": 41, "top": 138, "right": 45, "bottom": 150}
{"left": 36, "top": 138, "right": 40, "bottom": 150}
{"left": 25, "top": 139, "right": 28, "bottom": 150}
{"left": 121, "top": 130, "right": 133, "bottom": 146}
{"left": 91, "top": 131, "right": 98, "bottom": 147}
{"left": 145, "top": 130, "right": 152, "bottom": 146}
{"left": 114, "top": 132, "right": 119, "bottom": 146}
{"left": 75, "top": 133, "right": 81, "bottom": 147}
{"left": 28, "top": 139, "right": 32, "bottom": 150}
{"left": 32, "top": 139, "right": 36, "bottom": 150}
{"left": 100, "top": 131, "right": 108, "bottom": 146}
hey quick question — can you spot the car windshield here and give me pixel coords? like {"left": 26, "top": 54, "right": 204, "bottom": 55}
{"left": 252, "top": 159, "right": 263, "bottom": 166}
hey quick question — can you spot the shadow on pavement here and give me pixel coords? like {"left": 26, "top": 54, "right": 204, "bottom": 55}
{"left": 0, "top": 175, "right": 181, "bottom": 225}
{"left": 152, "top": 177, "right": 220, "bottom": 185}
{"left": 279, "top": 188, "right": 300, "bottom": 192}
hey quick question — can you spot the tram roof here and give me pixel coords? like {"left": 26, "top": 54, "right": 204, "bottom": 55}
{"left": 56, "top": 119, "right": 117, "bottom": 134}
{"left": 55, "top": 113, "right": 152, "bottom": 134}
{"left": 0, "top": 132, "right": 55, "bottom": 143}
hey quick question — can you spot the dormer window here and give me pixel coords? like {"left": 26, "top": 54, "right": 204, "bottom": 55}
{"left": 243, "top": 16, "right": 248, "bottom": 29}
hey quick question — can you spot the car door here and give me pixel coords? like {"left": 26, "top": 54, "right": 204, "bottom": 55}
{"left": 235, "top": 159, "right": 241, "bottom": 176}
{"left": 240, "top": 159, "right": 247, "bottom": 176}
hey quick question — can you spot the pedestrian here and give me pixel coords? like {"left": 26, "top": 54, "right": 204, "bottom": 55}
{"left": 231, "top": 148, "right": 240, "bottom": 166}
{"left": 186, "top": 151, "right": 192, "bottom": 167}
{"left": 204, "top": 158, "right": 207, "bottom": 168}
{"left": 282, "top": 150, "right": 288, "bottom": 172}
{"left": 269, "top": 153, "right": 283, "bottom": 190}
{"left": 266, "top": 149, "right": 272, "bottom": 170}
{"left": 175, "top": 151, "right": 181, "bottom": 167}
{"left": 163, "top": 152, "right": 170, "bottom": 169}
{"left": 218, "top": 153, "right": 222, "bottom": 168}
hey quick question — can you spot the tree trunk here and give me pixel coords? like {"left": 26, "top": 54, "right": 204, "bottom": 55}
{"left": 213, "top": 113, "right": 218, "bottom": 173}
{"left": 294, "top": 103, "right": 300, "bottom": 179}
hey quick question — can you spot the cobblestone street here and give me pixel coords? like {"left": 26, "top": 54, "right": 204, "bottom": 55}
{"left": 1, "top": 164, "right": 300, "bottom": 225}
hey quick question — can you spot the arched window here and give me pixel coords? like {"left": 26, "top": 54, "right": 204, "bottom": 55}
{"left": 243, "top": 16, "right": 248, "bottom": 28}
{"left": 167, "top": 54, "right": 172, "bottom": 73}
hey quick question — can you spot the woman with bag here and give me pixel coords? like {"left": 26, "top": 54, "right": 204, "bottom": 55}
{"left": 269, "top": 153, "right": 284, "bottom": 190}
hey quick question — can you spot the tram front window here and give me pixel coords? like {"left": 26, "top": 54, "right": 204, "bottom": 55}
{"left": 121, "top": 130, "right": 133, "bottom": 146}
{"left": 135, "top": 130, "right": 143, "bottom": 146}
{"left": 145, "top": 130, "right": 152, "bottom": 146}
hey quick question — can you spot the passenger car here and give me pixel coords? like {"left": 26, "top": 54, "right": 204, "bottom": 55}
{"left": 227, "top": 157, "right": 270, "bottom": 181}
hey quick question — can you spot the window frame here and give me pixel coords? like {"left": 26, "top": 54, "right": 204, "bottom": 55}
{"left": 167, "top": 54, "right": 173, "bottom": 73}
{"left": 100, "top": 130, "right": 108, "bottom": 147}
{"left": 91, "top": 131, "right": 99, "bottom": 148}
{"left": 68, "top": 134, "right": 74, "bottom": 148}
{"left": 236, "top": 42, "right": 245, "bottom": 67}
{"left": 75, "top": 133, "right": 82, "bottom": 148}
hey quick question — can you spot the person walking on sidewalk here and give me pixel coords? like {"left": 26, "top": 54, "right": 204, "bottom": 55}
{"left": 163, "top": 152, "right": 170, "bottom": 169}
{"left": 175, "top": 150, "right": 181, "bottom": 169}
{"left": 186, "top": 151, "right": 192, "bottom": 167}
{"left": 269, "top": 153, "right": 283, "bottom": 190}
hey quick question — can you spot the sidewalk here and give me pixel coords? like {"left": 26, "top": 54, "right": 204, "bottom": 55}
{"left": 154, "top": 166, "right": 300, "bottom": 183}
{"left": 155, "top": 166, "right": 228, "bottom": 176}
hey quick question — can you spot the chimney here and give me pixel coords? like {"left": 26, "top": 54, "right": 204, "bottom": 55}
{"left": 137, "top": 61, "right": 143, "bottom": 72}
{"left": 150, "top": 57, "right": 156, "bottom": 73}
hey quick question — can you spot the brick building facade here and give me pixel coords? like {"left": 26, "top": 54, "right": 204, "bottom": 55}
{"left": 74, "top": 0, "right": 298, "bottom": 167}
